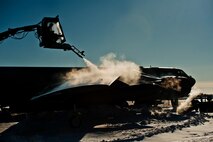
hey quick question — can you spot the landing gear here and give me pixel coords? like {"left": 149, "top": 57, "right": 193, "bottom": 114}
{"left": 69, "top": 112, "right": 82, "bottom": 128}
{"left": 171, "top": 98, "right": 178, "bottom": 112}
{"left": 68, "top": 104, "right": 82, "bottom": 128}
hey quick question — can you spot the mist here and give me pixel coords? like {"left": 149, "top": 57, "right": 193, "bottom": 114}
{"left": 160, "top": 77, "right": 181, "bottom": 91}
{"left": 65, "top": 53, "right": 141, "bottom": 86}
{"left": 177, "top": 87, "right": 201, "bottom": 114}
{"left": 42, "top": 53, "right": 141, "bottom": 95}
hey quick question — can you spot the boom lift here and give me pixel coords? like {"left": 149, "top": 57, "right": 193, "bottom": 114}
{"left": 0, "top": 16, "right": 85, "bottom": 58}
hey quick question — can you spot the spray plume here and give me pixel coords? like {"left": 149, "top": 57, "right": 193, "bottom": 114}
{"left": 177, "top": 87, "right": 202, "bottom": 114}
{"left": 64, "top": 53, "right": 141, "bottom": 86}
{"left": 160, "top": 77, "right": 181, "bottom": 91}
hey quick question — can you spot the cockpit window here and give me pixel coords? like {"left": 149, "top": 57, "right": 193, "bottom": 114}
{"left": 146, "top": 68, "right": 188, "bottom": 77}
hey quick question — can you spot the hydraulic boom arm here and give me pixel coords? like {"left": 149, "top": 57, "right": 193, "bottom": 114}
{"left": 0, "top": 16, "right": 85, "bottom": 58}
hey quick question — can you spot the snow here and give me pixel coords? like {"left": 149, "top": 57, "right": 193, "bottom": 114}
{"left": 144, "top": 116, "right": 213, "bottom": 142}
{"left": 0, "top": 110, "right": 212, "bottom": 142}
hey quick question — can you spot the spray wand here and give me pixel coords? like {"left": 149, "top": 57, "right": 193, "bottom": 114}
{"left": 68, "top": 45, "right": 85, "bottom": 59}
{"left": 58, "top": 43, "right": 85, "bottom": 59}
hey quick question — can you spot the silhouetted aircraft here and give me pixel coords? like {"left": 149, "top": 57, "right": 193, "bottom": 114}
{"left": 0, "top": 66, "right": 195, "bottom": 114}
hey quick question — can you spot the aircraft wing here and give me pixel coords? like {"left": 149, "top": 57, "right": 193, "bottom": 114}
{"left": 32, "top": 76, "right": 129, "bottom": 100}
{"left": 29, "top": 77, "right": 130, "bottom": 111}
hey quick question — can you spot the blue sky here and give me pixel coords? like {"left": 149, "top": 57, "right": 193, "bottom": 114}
{"left": 0, "top": 0, "right": 213, "bottom": 82}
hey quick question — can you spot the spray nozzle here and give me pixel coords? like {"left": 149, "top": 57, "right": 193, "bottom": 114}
{"left": 58, "top": 43, "right": 85, "bottom": 58}
{"left": 68, "top": 44, "right": 85, "bottom": 59}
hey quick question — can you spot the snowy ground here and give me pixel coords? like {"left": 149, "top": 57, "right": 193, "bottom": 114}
{"left": 144, "top": 116, "right": 213, "bottom": 142}
{"left": 0, "top": 108, "right": 212, "bottom": 142}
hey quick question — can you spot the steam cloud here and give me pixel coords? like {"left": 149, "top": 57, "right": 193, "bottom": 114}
{"left": 160, "top": 77, "right": 181, "bottom": 91}
{"left": 43, "top": 53, "right": 141, "bottom": 95}
{"left": 177, "top": 87, "right": 201, "bottom": 114}
{"left": 65, "top": 53, "right": 141, "bottom": 86}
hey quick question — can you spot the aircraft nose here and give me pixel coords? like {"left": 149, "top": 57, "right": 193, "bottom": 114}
{"left": 189, "top": 76, "right": 196, "bottom": 87}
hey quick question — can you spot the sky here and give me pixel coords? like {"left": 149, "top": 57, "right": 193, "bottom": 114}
{"left": 0, "top": 0, "right": 213, "bottom": 86}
